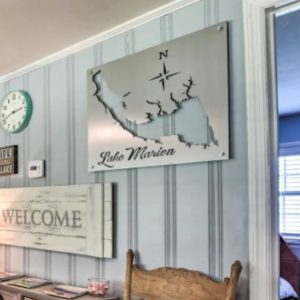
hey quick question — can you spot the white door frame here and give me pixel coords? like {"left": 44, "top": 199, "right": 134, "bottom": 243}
{"left": 244, "top": 1, "right": 299, "bottom": 299}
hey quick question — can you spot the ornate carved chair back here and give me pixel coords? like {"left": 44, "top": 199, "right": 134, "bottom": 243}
{"left": 123, "top": 249, "right": 242, "bottom": 300}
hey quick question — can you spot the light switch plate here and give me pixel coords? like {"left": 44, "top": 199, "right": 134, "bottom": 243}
{"left": 28, "top": 160, "right": 44, "bottom": 178}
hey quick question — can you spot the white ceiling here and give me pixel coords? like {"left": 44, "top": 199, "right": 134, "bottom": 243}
{"left": 0, "top": 0, "right": 176, "bottom": 77}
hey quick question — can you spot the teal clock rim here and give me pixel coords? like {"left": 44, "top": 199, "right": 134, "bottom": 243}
{"left": 0, "top": 90, "right": 33, "bottom": 134}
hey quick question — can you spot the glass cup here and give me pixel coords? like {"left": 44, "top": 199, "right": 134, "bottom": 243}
{"left": 88, "top": 278, "right": 110, "bottom": 296}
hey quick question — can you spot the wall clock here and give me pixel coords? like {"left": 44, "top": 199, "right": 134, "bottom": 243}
{"left": 0, "top": 90, "right": 33, "bottom": 133}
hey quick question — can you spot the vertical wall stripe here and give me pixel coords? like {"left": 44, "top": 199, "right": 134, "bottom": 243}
{"left": 22, "top": 74, "right": 30, "bottom": 275}
{"left": 94, "top": 43, "right": 103, "bottom": 185}
{"left": 208, "top": 161, "right": 223, "bottom": 278}
{"left": 68, "top": 255, "right": 76, "bottom": 285}
{"left": 93, "top": 43, "right": 105, "bottom": 279}
{"left": 23, "top": 74, "right": 30, "bottom": 187}
{"left": 4, "top": 82, "right": 10, "bottom": 188}
{"left": 5, "top": 245, "right": 10, "bottom": 271}
{"left": 214, "top": 1, "right": 223, "bottom": 279}
{"left": 203, "top": 0, "right": 223, "bottom": 279}
{"left": 207, "top": 0, "right": 214, "bottom": 274}
{"left": 43, "top": 65, "right": 52, "bottom": 280}
{"left": 168, "top": 13, "right": 177, "bottom": 268}
{"left": 161, "top": 15, "right": 170, "bottom": 268}
{"left": 44, "top": 250, "right": 52, "bottom": 280}
{"left": 3, "top": 82, "right": 8, "bottom": 148}
{"left": 44, "top": 65, "right": 51, "bottom": 186}
{"left": 204, "top": 0, "right": 209, "bottom": 26}
{"left": 204, "top": 0, "right": 218, "bottom": 26}
{"left": 127, "top": 169, "right": 133, "bottom": 250}
{"left": 160, "top": 13, "right": 177, "bottom": 268}
{"left": 208, "top": 162, "right": 215, "bottom": 275}
{"left": 214, "top": 0, "right": 219, "bottom": 23}
{"left": 217, "top": 161, "right": 223, "bottom": 278}
{"left": 3, "top": 82, "right": 10, "bottom": 269}
{"left": 132, "top": 30, "right": 139, "bottom": 255}
{"left": 133, "top": 168, "right": 138, "bottom": 254}
{"left": 67, "top": 55, "right": 76, "bottom": 185}
{"left": 125, "top": 30, "right": 139, "bottom": 259}
{"left": 23, "top": 248, "right": 30, "bottom": 275}
{"left": 93, "top": 45, "right": 99, "bottom": 185}
{"left": 66, "top": 54, "right": 77, "bottom": 285}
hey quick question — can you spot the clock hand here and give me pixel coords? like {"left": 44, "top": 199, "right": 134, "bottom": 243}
{"left": 1, "top": 107, "right": 24, "bottom": 122}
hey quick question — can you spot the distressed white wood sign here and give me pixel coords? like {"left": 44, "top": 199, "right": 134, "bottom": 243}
{"left": 87, "top": 22, "right": 229, "bottom": 171}
{"left": 0, "top": 183, "right": 113, "bottom": 258}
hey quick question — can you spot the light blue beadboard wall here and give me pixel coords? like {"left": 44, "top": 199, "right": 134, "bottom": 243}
{"left": 0, "top": 0, "right": 248, "bottom": 298}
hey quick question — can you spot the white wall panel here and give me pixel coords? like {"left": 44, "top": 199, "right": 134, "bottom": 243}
{"left": 134, "top": 19, "right": 161, "bottom": 52}
{"left": 73, "top": 48, "right": 95, "bottom": 184}
{"left": 28, "top": 68, "right": 47, "bottom": 187}
{"left": 50, "top": 252, "right": 68, "bottom": 282}
{"left": 9, "top": 246, "right": 23, "bottom": 274}
{"left": 49, "top": 60, "right": 69, "bottom": 185}
{"left": 102, "top": 35, "right": 126, "bottom": 64}
{"left": 219, "top": 1, "right": 248, "bottom": 298}
{"left": 172, "top": 1, "right": 206, "bottom": 37}
{"left": 28, "top": 249, "right": 47, "bottom": 278}
{"left": 104, "top": 169, "right": 129, "bottom": 282}
{"left": 0, "top": 1, "right": 248, "bottom": 298}
{"left": 0, "top": 84, "right": 7, "bottom": 188}
{"left": 137, "top": 167, "right": 165, "bottom": 269}
{"left": 6, "top": 77, "right": 25, "bottom": 188}
{"left": 176, "top": 163, "right": 209, "bottom": 271}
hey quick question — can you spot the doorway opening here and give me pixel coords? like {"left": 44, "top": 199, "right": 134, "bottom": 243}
{"left": 274, "top": 3, "right": 300, "bottom": 300}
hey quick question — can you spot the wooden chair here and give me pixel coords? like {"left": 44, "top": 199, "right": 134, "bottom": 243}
{"left": 123, "top": 249, "right": 242, "bottom": 300}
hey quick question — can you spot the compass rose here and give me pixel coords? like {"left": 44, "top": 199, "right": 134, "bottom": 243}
{"left": 149, "top": 62, "right": 180, "bottom": 91}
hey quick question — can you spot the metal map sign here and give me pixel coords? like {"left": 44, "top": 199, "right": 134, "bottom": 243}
{"left": 87, "top": 22, "right": 229, "bottom": 171}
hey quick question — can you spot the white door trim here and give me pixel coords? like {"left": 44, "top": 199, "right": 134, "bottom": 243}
{"left": 243, "top": 0, "right": 287, "bottom": 299}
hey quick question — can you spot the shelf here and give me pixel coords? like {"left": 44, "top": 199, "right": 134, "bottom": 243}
{"left": 0, "top": 278, "right": 118, "bottom": 300}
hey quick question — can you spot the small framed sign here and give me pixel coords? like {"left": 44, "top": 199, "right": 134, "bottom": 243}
{"left": 0, "top": 145, "right": 18, "bottom": 175}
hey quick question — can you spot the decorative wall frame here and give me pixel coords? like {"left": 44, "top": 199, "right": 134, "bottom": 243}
{"left": 0, "top": 183, "right": 113, "bottom": 258}
{"left": 0, "top": 145, "right": 18, "bottom": 176}
{"left": 87, "top": 22, "right": 229, "bottom": 171}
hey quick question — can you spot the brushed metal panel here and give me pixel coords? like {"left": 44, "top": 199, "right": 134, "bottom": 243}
{"left": 88, "top": 22, "right": 229, "bottom": 171}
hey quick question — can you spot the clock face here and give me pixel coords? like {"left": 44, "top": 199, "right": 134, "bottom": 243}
{"left": 0, "top": 91, "right": 33, "bottom": 133}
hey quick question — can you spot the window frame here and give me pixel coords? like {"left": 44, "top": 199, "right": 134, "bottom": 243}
{"left": 279, "top": 142, "right": 300, "bottom": 240}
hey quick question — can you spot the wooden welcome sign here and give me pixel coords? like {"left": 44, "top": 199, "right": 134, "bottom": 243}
{"left": 0, "top": 183, "right": 113, "bottom": 258}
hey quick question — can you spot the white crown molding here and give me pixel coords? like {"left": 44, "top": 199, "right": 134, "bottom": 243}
{"left": 0, "top": 0, "right": 200, "bottom": 83}
{"left": 243, "top": 0, "right": 281, "bottom": 300}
